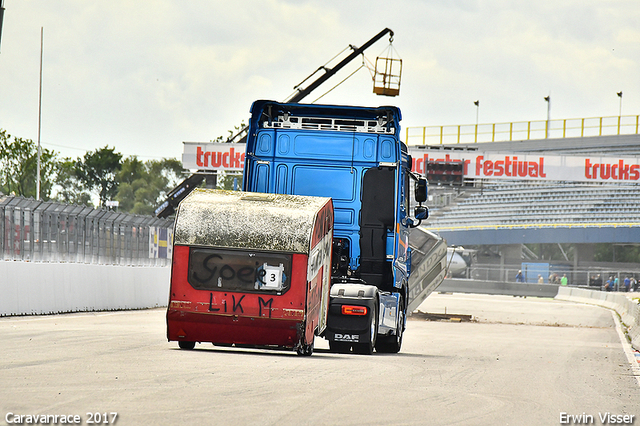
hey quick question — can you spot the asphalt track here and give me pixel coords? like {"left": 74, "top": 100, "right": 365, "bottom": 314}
{"left": 1, "top": 293, "right": 639, "bottom": 426}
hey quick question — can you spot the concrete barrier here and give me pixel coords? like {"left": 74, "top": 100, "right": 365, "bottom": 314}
{"left": 436, "top": 279, "right": 640, "bottom": 350}
{"left": 556, "top": 286, "right": 640, "bottom": 350}
{"left": 0, "top": 261, "right": 170, "bottom": 316}
{"left": 3, "top": 262, "right": 638, "bottom": 351}
{"left": 438, "top": 278, "right": 560, "bottom": 298}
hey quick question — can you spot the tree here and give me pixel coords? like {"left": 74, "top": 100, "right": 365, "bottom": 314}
{"left": 0, "top": 129, "right": 58, "bottom": 199}
{"left": 594, "top": 243, "right": 640, "bottom": 263}
{"left": 154, "top": 157, "right": 184, "bottom": 192}
{"left": 211, "top": 120, "right": 247, "bottom": 143}
{"left": 75, "top": 146, "right": 122, "bottom": 207}
{"left": 206, "top": 120, "right": 247, "bottom": 191}
{"left": 52, "top": 158, "right": 93, "bottom": 206}
{"left": 524, "top": 243, "right": 574, "bottom": 262}
{"left": 216, "top": 170, "right": 243, "bottom": 190}
{"left": 115, "top": 157, "right": 185, "bottom": 215}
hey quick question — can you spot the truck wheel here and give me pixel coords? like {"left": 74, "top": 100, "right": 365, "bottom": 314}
{"left": 297, "top": 337, "right": 314, "bottom": 356}
{"left": 353, "top": 303, "right": 378, "bottom": 355}
{"left": 376, "top": 298, "right": 404, "bottom": 353}
{"left": 178, "top": 341, "right": 196, "bottom": 350}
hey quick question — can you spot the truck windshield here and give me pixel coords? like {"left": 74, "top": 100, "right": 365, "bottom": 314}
{"left": 188, "top": 247, "right": 292, "bottom": 294}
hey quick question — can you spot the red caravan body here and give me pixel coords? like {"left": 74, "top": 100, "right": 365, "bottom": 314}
{"left": 166, "top": 189, "right": 333, "bottom": 354}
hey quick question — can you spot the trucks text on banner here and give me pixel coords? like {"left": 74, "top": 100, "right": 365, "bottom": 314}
{"left": 183, "top": 142, "right": 640, "bottom": 184}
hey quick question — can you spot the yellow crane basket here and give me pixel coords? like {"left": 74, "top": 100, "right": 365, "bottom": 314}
{"left": 373, "top": 52, "right": 402, "bottom": 97}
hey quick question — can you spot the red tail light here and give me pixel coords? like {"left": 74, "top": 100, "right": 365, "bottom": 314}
{"left": 342, "top": 305, "right": 367, "bottom": 316}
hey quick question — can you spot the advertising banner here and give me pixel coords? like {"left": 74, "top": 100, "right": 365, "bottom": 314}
{"left": 149, "top": 226, "right": 172, "bottom": 259}
{"left": 183, "top": 142, "right": 640, "bottom": 183}
{"left": 411, "top": 151, "right": 640, "bottom": 183}
{"left": 182, "top": 142, "right": 245, "bottom": 171}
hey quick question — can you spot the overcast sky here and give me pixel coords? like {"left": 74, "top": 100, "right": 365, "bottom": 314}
{"left": 0, "top": 1, "right": 638, "bottom": 161}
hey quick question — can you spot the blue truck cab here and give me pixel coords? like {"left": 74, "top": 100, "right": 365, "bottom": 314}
{"left": 243, "top": 100, "right": 427, "bottom": 354}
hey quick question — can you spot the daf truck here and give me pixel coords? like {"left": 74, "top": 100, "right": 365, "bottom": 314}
{"left": 241, "top": 100, "right": 428, "bottom": 354}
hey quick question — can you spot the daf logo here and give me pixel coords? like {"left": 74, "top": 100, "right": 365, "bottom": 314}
{"left": 334, "top": 334, "right": 360, "bottom": 342}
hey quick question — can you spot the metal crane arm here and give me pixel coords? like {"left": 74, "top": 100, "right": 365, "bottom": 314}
{"left": 286, "top": 28, "right": 394, "bottom": 103}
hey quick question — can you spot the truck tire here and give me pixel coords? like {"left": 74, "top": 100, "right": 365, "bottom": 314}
{"left": 297, "top": 336, "right": 314, "bottom": 356}
{"left": 375, "top": 296, "right": 404, "bottom": 353}
{"left": 178, "top": 341, "right": 196, "bottom": 350}
{"left": 353, "top": 303, "right": 378, "bottom": 355}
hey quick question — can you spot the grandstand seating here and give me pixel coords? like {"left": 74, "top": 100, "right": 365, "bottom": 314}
{"left": 425, "top": 181, "right": 640, "bottom": 229}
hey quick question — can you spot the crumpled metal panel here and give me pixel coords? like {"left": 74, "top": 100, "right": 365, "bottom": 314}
{"left": 174, "top": 189, "right": 330, "bottom": 254}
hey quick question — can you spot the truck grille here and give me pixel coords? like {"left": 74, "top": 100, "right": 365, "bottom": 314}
{"left": 263, "top": 115, "right": 395, "bottom": 135}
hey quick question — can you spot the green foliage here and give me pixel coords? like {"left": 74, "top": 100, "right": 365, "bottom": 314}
{"left": 0, "top": 128, "right": 218, "bottom": 215}
{"left": 75, "top": 146, "right": 123, "bottom": 207}
{"left": 115, "top": 157, "right": 185, "bottom": 215}
{"left": 207, "top": 120, "right": 247, "bottom": 190}
{"left": 594, "top": 244, "right": 614, "bottom": 262}
{"left": 594, "top": 244, "right": 640, "bottom": 263}
{"left": 211, "top": 120, "right": 247, "bottom": 143}
{"left": 524, "top": 243, "right": 574, "bottom": 262}
{"left": 0, "top": 129, "right": 58, "bottom": 199}
{"left": 52, "top": 158, "right": 93, "bottom": 206}
{"left": 216, "top": 170, "right": 242, "bottom": 190}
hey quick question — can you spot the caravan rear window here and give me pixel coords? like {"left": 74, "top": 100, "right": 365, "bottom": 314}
{"left": 187, "top": 247, "right": 292, "bottom": 294}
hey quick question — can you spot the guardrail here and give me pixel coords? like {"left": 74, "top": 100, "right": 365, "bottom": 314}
{"left": 556, "top": 287, "right": 640, "bottom": 351}
{"left": 406, "top": 114, "right": 640, "bottom": 145}
{"left": 1, "top": 195, "right": 173, "bottom": 265}
{"left": 0, "top": 261, "right": 170, "bottom": 316}
{"left": 452, "top": 265, "right": 640, "bottom": 290}
{"left": 435, "top": 279, "right": 640, "bottom": 350}
{"left": 438, "top": 278, "right": 560, "bottom": 298}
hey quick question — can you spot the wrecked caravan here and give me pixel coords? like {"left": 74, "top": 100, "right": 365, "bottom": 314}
{"left": 166, "top": 189, "right": 333, "bottom": 356}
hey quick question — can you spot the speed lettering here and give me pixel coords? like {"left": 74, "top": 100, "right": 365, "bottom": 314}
{"left": 192, "top": 254, "right": 266, "bottom": 286}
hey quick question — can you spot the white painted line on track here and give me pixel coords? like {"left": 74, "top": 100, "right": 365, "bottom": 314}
{"left": 611, "top": 311, "right": 640, "bottom": 388}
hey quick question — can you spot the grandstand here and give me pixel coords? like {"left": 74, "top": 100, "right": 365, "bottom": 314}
{"left": 417, "top": 132, "right": 640, "bottom": 285}
{"left": 428, "top": 181, "right": 640, "bottom": 229}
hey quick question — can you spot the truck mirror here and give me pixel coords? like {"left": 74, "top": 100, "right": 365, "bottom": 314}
{"left": 415, "top": 178, "right": 427, "bottom": 203}
{"left": 414, "top": 206, "right": 428, "bottom": 220}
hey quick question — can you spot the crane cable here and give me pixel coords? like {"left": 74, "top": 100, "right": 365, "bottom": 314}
{"left": 286, "top": 45, "right": 353, "bottom": 102}
{"left": 364, "top": 40, "right": 401, "bottom": 81}
{"left": 293, "top": 36, "right": 401, "bottom": 104}
{"left": 310, "top": 58, "right": 366, "bottom": 103}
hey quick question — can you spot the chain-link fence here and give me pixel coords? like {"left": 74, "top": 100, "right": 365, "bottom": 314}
{"left": 1, "top": 195, "right": 173, "bottom": 265}
{"left": 456, "top": 264, "right": 640, "bottom": 292}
